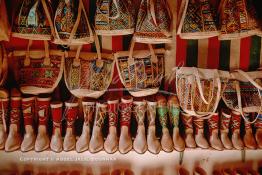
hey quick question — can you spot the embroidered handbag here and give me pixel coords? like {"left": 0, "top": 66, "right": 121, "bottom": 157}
{"left": 133, "top": 0, "right": 172, "bottom": 44}
{"left": 218, "top": 0, "right": 261, "bottom": 40}
{"left": 0, "top": 44, "right": 8, "bottom": 86}
{"left": 95, "top": 0, "right": 135, "bottom": 36}
{"left": 0, "top": 0, "right": 10, "bottom": 41}
{"left": 175, "top": 67, "right": 230, "bottom": 118}
{"left": 64, "top": 37, "right": 114, "bottom": 99}
{"left": 222, "top": 70, "right": 262, "bottom": 123}
{"left": 115, "top": 40, "right": 165, "bottom": 97}
{"left": 12, "top": 40, "right": 64, "bottom": 95}
{"left": 12, "top": 0, "right": 54, "bottom": 40}
{"left": 177, "top": 0, "right": 219, "bottom": 39}
{"left": 53, "top": 0, "right": 94, "bottom": 45}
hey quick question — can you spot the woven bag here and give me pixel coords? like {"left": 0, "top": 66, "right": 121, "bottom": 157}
{"left": 0, "top": 44, "right": 8, "bottom": 86}
{"left": 175, "top": 67, "right": 230, "bottom": 118}
{"left": 53, "top": 0, "right": 94, "bottom": 45}
{"left": 95, "top": 0, "right": 135, "bottom": 36}
{"left": 222, "top": 70, "right": 262, "bottom": 123}
{"left": 12, "top": 40, "right": 64, "bottom": 95}
{"left": 177, "top": 0, "right": 219, "bottom": 39}
{"left": 0, "top": 0, "right": 10, "bottom": 41}
{"left": 115, "top": 40, "right": 165, "bottom": 97}
{"left": 12, "top": 0, "right": 54, "bottom": 40}
{"left": 218, "top": 0, "right": 261, "bottom": 40}
{"left": 133, "top": 0, "right": 172, "bottom": 44}
{"left": 64, "top": 37, "right": 114, "bottom": 99}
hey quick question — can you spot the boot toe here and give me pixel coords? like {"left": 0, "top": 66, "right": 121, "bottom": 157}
{"left": 161, "top": 134, "right": 173, "bottom": 152}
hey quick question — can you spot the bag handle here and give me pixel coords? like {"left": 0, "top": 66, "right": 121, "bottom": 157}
{"left": 24, "top": 40, "right": 50, "bottom": 66}
{"left": 235, "top": 69, "right": 262, "bottom": 90}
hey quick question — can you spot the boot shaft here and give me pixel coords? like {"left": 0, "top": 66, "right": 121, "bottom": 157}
{"left": 255, "top": 113, "right": 262, "bottom": 128}
{"left": 10, "top": 97, "right": 21, "bottom": 125}
{"left": 22, "top": 97, "right": 35, "bottom": 126}
{"left": 82, "top": 101, "right": 95, "bottom": 126}
{"left": 120, "top": 97, "right": 133, "bottom": 127}
{"left": 50, "top": 102, "right": 63, "bottom": 133}
{"left": 181, "top": 112, "right": 193, "bottom": 129}
{"left": 168, "top": 96, "right": 180, "bottom": 128}
{"left": 133, "top": 101, "right": 146, "bottom": 126}
{"left": 147, "top": 101, "right": 157, "bottom": 126}
{"left": 0, "top": 98, "right": 9, "bottom": 124}
{"left": 94, "top": 102, "right": 107, "bottom": 128}
{"left": 194, "top": 117, "right": 204, "bottom": 134}
{"left": 208, "top": 113, "right": 219, "bottom": 133}
{"left": 244, "top": 113, "right": 253, "bottom": 129}
{"left": 36, "top": 97, "right": 50, "bottom": 126}
{"left": 231, "top": 111, "right": 242, "bottom": 132}
{"left": 65, "top": 102, "right": 79, "bottom": 128}
{"left": 220, "top": 109, "right": 231, "bottom": 131}
{"left": 107, "top": 100, "right": 119, "bottom": 127}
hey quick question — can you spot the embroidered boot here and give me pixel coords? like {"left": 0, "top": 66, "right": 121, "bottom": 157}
{"left": 5, "top": 89, "right": 21, "bottom": 152}
{"left": 208, "top": 113, "right": 223, "bottom": 150}
{"left": 231, "top": 111, "right": 244, "bottom": 150}
{"left": 220, "top": 109, "right": 233, "bottom": 149}
{"left": 104, "top": 100, "right": 119, "bottom": 154}
{"left": 133, "top": 101, "right": 147, "bottom": 154}
{"left": 255, "top": 113, "right": 262, "bottom": 149}
{"left": 63, "top": 101, "right": 78, "bottom": 151}
{"left": 76, "top": 101, "right": 95, "bottom": 153}
{"left": 243, "top": 113, "right": 257, "bottom": 149}
{"left": 181, "top": 112, "right": 196, "bottom": 148}
{"left": 89, "top": 102, "right": 107, "bottom": 153}
{"left": 194, "top": 117, "right": 209, "bottom": 149}
{"left": 147, "top": 101, "right": 161, "bottom": 154}
{"left": 0, "top": 92, "right": 9, "bottom": 150}
{"left": 119, "top": 97, "right": 133, "bottom": 154}
{"left": 168, "top": 95, "right": 185, "bottom": 152}
{"left": 21, "top": 97, "right": 36, "bottom": 152}
{"left": 35, "top": 97, "right": 50, "bottom": 152}
{"left": 156, "top": 95, "right": 173, "bottom": 152}
{"left": 50, "top": 102, "right": 63, "bottom": 152}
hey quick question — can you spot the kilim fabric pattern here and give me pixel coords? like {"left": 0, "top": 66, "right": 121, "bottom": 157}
{"left": 157, "top": 106, "right": 168, "bottom": 128}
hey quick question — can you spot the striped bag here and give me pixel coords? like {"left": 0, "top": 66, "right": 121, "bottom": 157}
{"left": 0, "top": 44, "right": 8, "bottom": 86}
{"left": 0, "top": 0, "right": 10, "bottom": 41}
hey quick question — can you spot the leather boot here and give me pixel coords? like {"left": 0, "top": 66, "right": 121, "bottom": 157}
{"left": 220, "top": 109, "right": 233, "bottom": 149}
{"left": 133, "top": 101, "right": 147, "bottom": 154}
{"left": 5, "top": 89, "right": 21, "bottom": 152}
{"left": 147, "top": 101, "right": 161, "bottom": 154}
{"left": 231, "top": 111, "right": 244, "bottom": 150}
{"left": 0, "top": 94, "right": 9, "bottom": 150}
{"left": 243, "top": 113, "right": 257, "bottom": 149}
{"left": 168, "top": 95, "right": 185, "bottom": 152}
{"left": 21, "top": 97, "right": 36, "bottom": 152}
{"left": 76, "top": 101, "right": 95, "bottom": 153}
{"left": 181, "top": 112, "right": 196, "bottom": 148}
{"left": 194, "top": 117, "right": 209, "bottom": 149}
{"left": 89, "top": 102, "right": 107, "bottom": 153}
{"left": 50, "top": 102, "right": 63, "bottom": 152}
{"left": 156, "top": 95, "right": 173, "bottom": 152}
{"left": 255, "top": 113, "right": 262, "bottom": 149}
{"left": 208, "top": 113, "right": 223, "bottom": 150}
{"left": 119, "top": 97, "right": 133, "bottom": 154}
{"left": 104, "top": 100, "right": 119, "bottom": 153}
{"left": 35, "top": 97, "right": 50, "bottom": 152}
{"left": 63, "top": 101, "right": 78, "bottom": 151}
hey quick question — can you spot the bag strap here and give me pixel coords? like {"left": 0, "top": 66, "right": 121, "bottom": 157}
{"left": 235, "top": 69, "right": 262, "bottom": 90}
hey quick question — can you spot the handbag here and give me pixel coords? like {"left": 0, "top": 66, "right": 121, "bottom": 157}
{"left": 177, "top": 0, "right": 219, "bottom": 39}
{"left": 12, "top": 40, "right": 64, "bottom": 95}
{"left": 115, "top": 40, "right": 165, "bottom": 97}
{"left": 64, "top": 36, "right": 114, "bottom": 99}
{"left": 133, "top": 0, "right": 172, "bottom": 44}
{"left": 0, "top": 44, "right": 8, "bottom": 86}
{"left": 53, "top": 0, "right": 94, "bottom": 45}
{"left": 95, "top": 0, "right": 135, "bottom": 36}
{"left": 0, "top": 0, "right": 10, "bottom": 41}
{"left": 12, "top": 0, "right": 54, "bottom": 40}
{"left": 222, "top": 70, "right": 262, "bottom": 123}
{"left": 175, "top": 67, "right": 230, "bottom": 118}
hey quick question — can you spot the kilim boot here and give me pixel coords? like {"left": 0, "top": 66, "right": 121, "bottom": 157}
{"left": 231, "top": 111, "right": 244, "bottom": 150}
{"left": 243, "top": 113, "right": 257, "bottom": 149}
{"left": 255, "top": 113, "right": 262, "bottom": 149}
{"left": 194, "top": 117, "right": 209, "bottom": 149}
{"left": 35, "top": 97, "right": 51, "bottom": 152}
{"left": 0, "top": 90, "right": 9, "bottom": 150}
{"left": 104, "top": 100, "right": 119, "bottom": 154}
{"left": 119, "top": 97, "right": 133, "bottom": 154}
{"left": 5, "top": 89, "right": 21, "bottom": 152}
{"left": 50, "top": 102, "right": 63, "bottom": 152}
{"left": 156, "top": 95, "right": 173, "bottom": 152}
{"left": 181, "top": 112, "right": 196, "bottom": 148}
{"left": 168, "top": 95, "right": 185, "bottom": 152}
{"left": 89, "top": 102, "right": 107, "bottom": 153}
{"left": 147, "top": 101, "right": 161, "bottom": 154}
{"left": 133, "top": 101, "right": 147, "bottom": 154}
{"left": 21, "top": 97, "right": 36, "bottom": 152}
{"left": 76, "top": 101, "right": 95, "bottom": 153}
{"left": 220, "top": 109, "right": 233, "bottom": 149}
{"left": 208, "top": 113, "right": 223, "bottom": 150}
{"left": 63, "top": 101, "right": 78, "bottom": 151}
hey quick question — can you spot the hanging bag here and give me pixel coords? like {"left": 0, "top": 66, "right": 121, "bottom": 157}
{"left": 95, "top": 0, "right": 135, "bottom": 36}
{"left": 12, "top": 0, "right": 54, "bottom": 40}
{"left": 0, "top": 44, "right": 8, "bottom": 86}
{"left": 115, "top": 40, "right": 165, "bottom": 97}
{"left": 12, "top": 40, "right": 64, "bottom": 95}
{"left": 64, "top": 36, "right": 114, "bottom": 99}
{"left": 133, "top": 0, "right": 172, "bottom": 44}
{"left": 0, "top": 0, "right": 10, "bottom": 41}
{"left": 53, "top": 0, "right": 94, "bottom": 45}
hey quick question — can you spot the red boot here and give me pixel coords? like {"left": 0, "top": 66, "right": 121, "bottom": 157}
{"left": 231, "top": 111, "right": 244, "bottom": 150}
{"left": 208, "top": 113, "right": 223, "bottom": 150}
{"left": 255, "top": 113, "right": 262, "bottom": 149}
{"left": 243, "top": 113, "right": 257, "bottom": 149}
{"left": 194, "top": 117, "right": 209, "bottom": 149}
{"left": 220, "top": 109, "right": 233, "bottom": 149}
